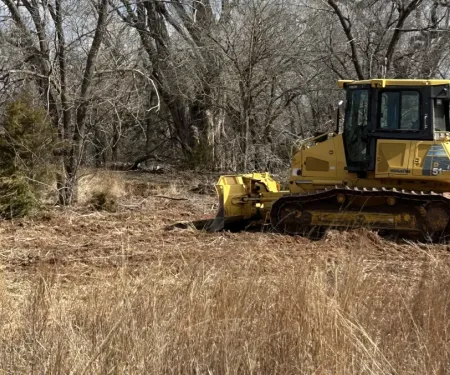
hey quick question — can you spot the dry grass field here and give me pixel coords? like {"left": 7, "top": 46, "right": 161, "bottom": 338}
{"left": 0, "top": 170, "right": 450, "bottom": 374}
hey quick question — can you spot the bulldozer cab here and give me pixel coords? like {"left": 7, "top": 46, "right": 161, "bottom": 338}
{"left": 339, "top": 79, "right": 450, "bottom": 176}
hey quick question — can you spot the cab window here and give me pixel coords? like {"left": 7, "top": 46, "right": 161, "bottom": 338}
{"left": 379, "top": 91, "right": 420, "bottom": 130}
{"left": 344, "top": 89, "right": 369, "bottom": 164}
{"left": 434, "top": 99, "right": 449, "bottom": 131}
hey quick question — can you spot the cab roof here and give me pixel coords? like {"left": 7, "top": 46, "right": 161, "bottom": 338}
{"left": 338, "top": 79, "right": 450, "bottom": 89}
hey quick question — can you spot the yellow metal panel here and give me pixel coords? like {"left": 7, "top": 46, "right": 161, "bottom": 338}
{"left": 442, "top": 142, "right": 450, "bottom": 159}
{"left": 290, "top": 134, "right": 349, "bottom": 193}
{"left": 333, "top": 134, "right": 348, "bottom": 179}
{"left": 412, "top": 142, "right": 432, "bottom": 176}
{"left": 305, "top": 157, "right": 330, "bottom": 172}
{"left": 375, "top": 140, "right": 411, "bottom": 177}
{"left": 338, "top": 79, "right": 450, "bottom": 88}
{"left": 299, "top": 137, "right": 337, "bottom": 178}
{"left": 337, "top": 80, "right": 353, "bottom": 88}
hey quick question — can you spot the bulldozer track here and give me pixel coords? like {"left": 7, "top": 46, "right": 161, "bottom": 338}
{"left": 270, "top": 186, "right": 450, "bottom": 241}
{"left": 282, "top": 186, "right": 450, "bottom": 203}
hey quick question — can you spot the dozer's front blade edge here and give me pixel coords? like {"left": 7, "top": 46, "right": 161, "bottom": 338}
{"left": 207, "top": 194, "right": 254, "bottom": 232}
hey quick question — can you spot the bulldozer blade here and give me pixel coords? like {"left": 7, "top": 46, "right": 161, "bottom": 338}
{"left": 166, "top": 197, "right": 249, "bottom": 232}
{"left": 166, "top": 215, "right": 253, "bottom": 232}
{"left": 206, "top": 172, "right": 282, "bottom": 232}
{"left": 166, "top": 216, "right": 253, "bottom": 232}
{"left": 207, "top": 196, "right": 249, "bottom": 232}
{"left": 207, "top": 202, "right": 226, "bottom": 232}
{"left": 208, "top": 215, "right": 255, "bottom": 232}
{"left": 209, "top": 213, "right": 257, "bottom": 231}
{"left": 165, "top": 219, "right": 215, "bottom": 231}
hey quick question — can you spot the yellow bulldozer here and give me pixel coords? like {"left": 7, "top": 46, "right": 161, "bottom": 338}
{"left": 209, "top": 79, "right": 450, "bottom": 240}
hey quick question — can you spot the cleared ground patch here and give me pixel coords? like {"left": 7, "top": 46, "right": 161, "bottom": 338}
{"left": 0, "top": 171, "right": 449, "bottom": 374}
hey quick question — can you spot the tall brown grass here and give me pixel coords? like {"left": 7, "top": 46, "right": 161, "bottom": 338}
{"left": 0, "top": 170, "right": 449, "bottom": 374}
{"left": 0, "top": 244, "right": 449, "bottom": 374}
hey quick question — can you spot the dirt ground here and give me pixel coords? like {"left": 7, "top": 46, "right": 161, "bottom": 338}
{"left": 1, "top": 170, "right": 448, "bottom": 281}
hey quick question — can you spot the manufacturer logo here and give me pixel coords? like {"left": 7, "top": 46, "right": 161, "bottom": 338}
{"left": 390, "top": 168, "right": 410, "bottom": 173}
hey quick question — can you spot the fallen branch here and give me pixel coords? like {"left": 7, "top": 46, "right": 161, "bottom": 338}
{"left": 153, "top": 195, "right": 188, "bottom": 201}
{"left": 118, "top": 199, "right": 147, "bottom": 209}
{"left": 131, "top": 140, "right": 168, "bottom": 170}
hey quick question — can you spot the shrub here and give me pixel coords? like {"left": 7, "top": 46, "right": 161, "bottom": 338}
{"left": 0, "top": 94, "right": 56, "bottom": 190}
{"left": 0, "top": 174, "right": 36, "bottom": 218}
{"left": 0, "top": 94, "right": 57, "bottom": 217}
{"left": 88, "top": 191, "right": 117, "bottom": 212}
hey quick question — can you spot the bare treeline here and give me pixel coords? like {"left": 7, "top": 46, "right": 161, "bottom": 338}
{"left": 1, "top": 0, "right": 450, "bottom": 203}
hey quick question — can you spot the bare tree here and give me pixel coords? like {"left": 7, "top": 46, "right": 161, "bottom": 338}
{"left": 316, "top": 0, "right": 450, "bottom": 79}
{"left": 0, "top": 0, "right": 110, "bottom": 204}
{"left": 1, "top": 0, "right": 450, "bottom": 186}
{"left": 109, "top": 0, "right": 234, "bottom": 164}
